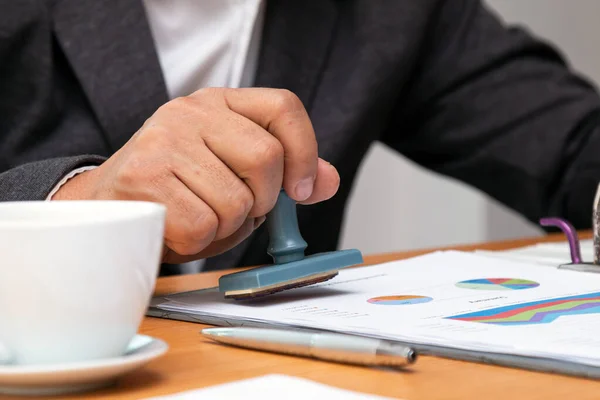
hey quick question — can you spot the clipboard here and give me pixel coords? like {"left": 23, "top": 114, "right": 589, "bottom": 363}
{"left": 146, "top": 300, "right": 600, "bottom": 380}
{"left": 147, "top": 216, "right": 600, "bottom": 380}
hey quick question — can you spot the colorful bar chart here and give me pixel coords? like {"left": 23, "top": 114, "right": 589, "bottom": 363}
{"left": 447, "top": 292, "right": 600, "bottom": 325}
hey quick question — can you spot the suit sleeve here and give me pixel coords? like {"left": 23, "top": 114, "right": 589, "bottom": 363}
{"left": 381, "top": 0, "right": 600, "bottom": 229}
{"left": 0, "top": 156, "right": 105, "bottom": 201}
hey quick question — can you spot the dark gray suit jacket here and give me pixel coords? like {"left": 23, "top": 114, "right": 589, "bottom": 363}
{"left": 2, "top": 0, "right": 600, "bottom": 271}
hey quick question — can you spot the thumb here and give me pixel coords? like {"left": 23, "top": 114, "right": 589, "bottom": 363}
{"left": 298, "top": 158, "right": 340, "bottom": 205}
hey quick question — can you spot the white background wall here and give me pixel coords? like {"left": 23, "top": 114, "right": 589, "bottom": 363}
{"left": 340, "top": 0, "right": 600, "bottom": 256}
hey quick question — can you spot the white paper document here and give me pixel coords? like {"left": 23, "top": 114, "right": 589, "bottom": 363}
{"left": 151, "top": 249, "right": 600, "bottom": 368}
{"left": 475, "top": 238, "right": 594, "bottom": 266}
{"left": 145, "top": 374, "right": 397, "bottom": 399}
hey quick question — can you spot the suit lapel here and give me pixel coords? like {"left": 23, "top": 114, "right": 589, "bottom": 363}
{"left": 253, "top": 0, "right": 339, "bottom": 109}
{"left": 204, "top": 0, "right": 340, "bottom": 271}
{"left": 52, "top": 0, "right": 338, "bottom": 271}
{"left": 51, "top": 0, "right": 168, "bottom": 151}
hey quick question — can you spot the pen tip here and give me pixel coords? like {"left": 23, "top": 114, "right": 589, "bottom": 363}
{"left": 407, "top": 349, "right": 417, "bottom": 364}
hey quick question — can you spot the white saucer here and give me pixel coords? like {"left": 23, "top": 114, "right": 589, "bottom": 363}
{"left": 0, "top": 335, "right": 168, "bottom": 396}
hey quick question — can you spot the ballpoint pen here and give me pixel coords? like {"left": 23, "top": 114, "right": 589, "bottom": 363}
{"left": 201, "top": 327, "right": 416, "bottom": 368}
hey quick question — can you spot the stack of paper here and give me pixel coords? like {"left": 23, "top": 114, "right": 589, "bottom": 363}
{"left": 145, "top": 374, "right": 397, "bottom": 399}
{"left": 149, "top": 248, "right": 600, "bottom": 376}
{"left": 475, "top": 239, "right": 594, "bottom": 266}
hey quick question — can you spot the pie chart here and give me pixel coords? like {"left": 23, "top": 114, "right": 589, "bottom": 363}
{"left": 367, "top": 295, "right": 433, "bottom": 305}
{"left": 456, "top": 278, "right": 539, "bottom": 290}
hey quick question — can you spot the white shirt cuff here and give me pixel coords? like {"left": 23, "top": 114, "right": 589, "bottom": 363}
{"left": 46, "top": 166, "right": 99, "bottom": 200}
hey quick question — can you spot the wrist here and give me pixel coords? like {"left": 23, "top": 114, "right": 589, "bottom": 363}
{"left": 51, "top": 167, "right": 100, "bottom": 200}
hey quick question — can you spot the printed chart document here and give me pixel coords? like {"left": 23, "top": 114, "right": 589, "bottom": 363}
{"left": 149, "top": 250, "right": 600, "bottom": 372}
{"left": 145, "top": 374, "right": 397, "bottom": 400}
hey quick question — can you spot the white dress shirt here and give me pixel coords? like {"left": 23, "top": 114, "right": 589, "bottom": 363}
{"left": 142, "top": 0, "right": 265, "bottom": 97}
{"left": 48, "top": 0, "right": 266, "bottom": 271}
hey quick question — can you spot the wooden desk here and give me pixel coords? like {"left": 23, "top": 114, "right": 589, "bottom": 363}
{"left": 53, "top": 232, "right": 600, "bottom": 399}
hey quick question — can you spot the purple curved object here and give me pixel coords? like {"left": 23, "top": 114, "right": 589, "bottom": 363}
{"left": 539, "top": 217, "right": 582, "bottom": 264}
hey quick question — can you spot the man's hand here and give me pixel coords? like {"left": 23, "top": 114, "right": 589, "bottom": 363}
{"left": 53, "top": 88, "right": 340, "bottom": 263}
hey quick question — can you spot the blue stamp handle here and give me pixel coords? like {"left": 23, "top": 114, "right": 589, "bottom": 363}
{"left": 266, "top": 189, "right": 308, "bottom": 264}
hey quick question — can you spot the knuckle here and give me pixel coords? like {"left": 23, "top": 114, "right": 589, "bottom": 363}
{"left": 187, "top": 210, "right": 218, "bottom": 243}
{"left": 250, "top": 197, "right": 276, "bottom": 219}
{"left": 164, "top": 94, "right": 215, "bottom": 121}
{"left": 272, "top": 89, "right": 303, "bottom": 115}
{"left": 213, "top": 185, "right": 254, "bottom": 239}
{"left": 115, "top": 153, "right": 171, "bottom": 194}
{"left": 251, "top": 137, "right": 284, "bottom": 169}
{"left": 168, "top": 96, "right": 199, "bottom": 114}
{"left": 138, "top": 124, "right": 174, "bottom": 151}
{"left": 166, "top": 205, "right": 218, "bottom": 256}
{"left": 227, "top": 186, "right": 254, "bottom": 220}
{"left": 193, "top": 87, "right": 223, "bottom": 99}
{"left": 114, "top": 157, "right": 145, "bottom": 188}
{"left": 157, "top": 96, "right": 204, "bottom": 121}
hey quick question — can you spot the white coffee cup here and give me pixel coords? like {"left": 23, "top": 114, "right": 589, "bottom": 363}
{"left": 0, "top": 200, "right": 166, "bottom": 365}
